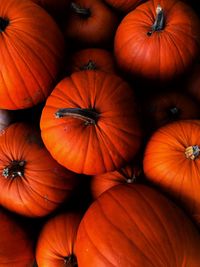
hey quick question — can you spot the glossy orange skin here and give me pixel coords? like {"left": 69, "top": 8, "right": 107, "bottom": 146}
{"left": 76, "top": 184, "right": 200, "bottom": 267}
{"left": 104, "top": 0, "right": 143, "bottom": 13}
{"left": 0, "top": 123, "right": 77, "bottom": 217}
{"left": 36, "top": 212, "right": 82, "bottom": 267}
{"left": 114, "top": 0, "right": 200, "bottom": 81}
{"left": 0, "top": 0, "right": 64, "bottom": 109}
{"left": 40, "top": 71, "right": 142, "bottom": 175}
{"left": 68, "top": 48, "right": 116, "bottom": 75}
{"left": 64, "top": 0, "right": 118, "bottom": 46}
{"left": 0, "top": 208, "right": 34, "bottom": 266}
{"left": 91, "top": 162, "right": 141, "bottom": 199}
{"left": 143, "top": 91, "right": 200, "bottom": 130}
{"left": 143, "top": 120, "right": 200, "bottom": 226}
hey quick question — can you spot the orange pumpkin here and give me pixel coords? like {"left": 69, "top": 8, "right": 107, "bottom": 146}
{"left": 0, "top": 0, "right": 65, "bottom": 109}
{"left": 36, "top": 212, "right": 82, "bottom": 267}
{"left": 76, "top": 184, "right": 200, "bottom": 266}
{"left": 67, "top": 48, "right": 116, "bottom": 74}
{"left": 0, "top": 123, "right": 77, "bottom": 217}
{"left": 143, "top": 120, "right": 200, "bottom": 226}
{"left": 91, "top": 162, "right": 141, "bottom": 199}
{"left": 64, "top": 0, "right": 118, "bottom": 46}
{"left": 40, "top": 70, "right": 142, "bottom": 175}
{"left": 114, "top": 0, "right": 200, "bottom": 80}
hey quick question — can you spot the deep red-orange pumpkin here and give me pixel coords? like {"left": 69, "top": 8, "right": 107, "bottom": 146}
{"left": 143, "top": 120, "right": 200, "bottom": 226}
{"left": 64, "top": 0, "right": 118, "bottom": 46}
{"left": 114, "top": 0, "right": 200, "bottom": 81}
{"left": 40, "top": 70, "right": 142, "bottom": 175}
{"left": 142, "top": 91, "right": 200, "bottom": 131}
{"left": 0, "top": 123, "right": 77, "bottom": 217}
{"left": 0, "top": 207, "right": 34, "bottom": 266}
{"left": 104, "top": 0, "right": 143, "bottom": 13}
{"left": 36, "top": 212, "right": 82, "bottom": 267}
{"left": 91, "top": 162, "right": 141, "bottom": 199}
{"left": 68, "top": 48, "right": 116, "bottom": 75}
{"left": 0, "top": 0, "right": 65, "bottom": 110}
{"left": 76, "top": 184, "right": 200, "bottom": 266}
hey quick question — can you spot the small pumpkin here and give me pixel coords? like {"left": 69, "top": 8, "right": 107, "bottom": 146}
{"left": 0, "top": 207, "right": 34, "bottom": 266}
{"left": 40, "top": 70, "right": 142, "bottom": 175}
{"left": 67, "top": 48, "right": 116, "bottom": 75}
{"left": 64, "top": 0, "right": 118, "bottom": 46}
{"left": 36, "top": 212, "right": 82, "bottom": 267}
{"left": 0, "top": 0, "right": 65, "bottom": 109}
{"left": 91, "top": 161, "right": 141, "bottom": 199}
{"left": 114, "top": 0, "right": 200, "bottom": 80}
{"left": 142, "top": 91, "right": 200, "bottom": 131}
{"left": 0, "top": 123, "right": 77, "bottom": 217}
{"left": 76, "top": 184, "right": 200, "bottom": 266}
{"left": 143, "top": 120, "right": 200, "bottom": 226}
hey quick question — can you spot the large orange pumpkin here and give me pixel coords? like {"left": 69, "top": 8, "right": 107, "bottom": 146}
{"left": 40, "top": 70, "right": 142, "bottom": 175}
{"left": 36, "top": 212, "right": 82, "bottom": 267}
{"left": 0, "top": 207, "right": 34, "bottom": 266}
{"left": 0, "top": 123, "right": 77, "bottom": 217}
{"left": 114, "top": 0, "right": 200, "bottom": 81}
{"left": 76, "top": 184, "right": 200, "bottom": 266}
{"left": 143, "top": 120, "right": 200, "bottom": 226}
{"left": 0, "top": 0, "right": 64, "bottom": 109}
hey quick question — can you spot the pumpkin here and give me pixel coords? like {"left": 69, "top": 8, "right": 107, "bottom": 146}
{"left": 36, "top": 212, "right": 82, "bottom": 267}
{"left": 0, "top": 109, "right": 13, "bottom": 132}
{"left": 0, "top": 122, "right": 77, "bottom": 217}
{"left": 0, "top": 0, "right": 65, "bottom": 110}
{"left": 143, "top": 120, "right": 200, "bottom": 226}
{"left": 67, "top": 48, "right": 116, "bottom": 75}
{"left": 142, "top": 91, "right": 200, "bottom": 131}
{"left": 76, "top": 184, "right": 200, "bottom": 266}
{"left": 40, "top": 70, "right": 142, "bottom": 175}
{"left": 0, "top": 207, "right": 34, "bottom": 266}
{"left": 91, "top": 161, "right": 141, "bottom": 199}
{"left": 64, "top": 0, "right": 118, "bottom": 46}
{"left": 104, "top": 0, "right": 143, "bottom": 13}
{"left": 114, "top": 0, "right": 200, "bottom": 81}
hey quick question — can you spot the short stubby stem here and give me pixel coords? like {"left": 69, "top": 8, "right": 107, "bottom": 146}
{"left": 168, "top": 106, "right": 180, "bottom": 120}
{"left": 2, "top": 160, "right": 26, "bottom": 178}
{"left": 0, "top": 17, "right": 9, "bottom": 32}
{"left": 185, "top": 145, "right": 200, "bottom": 160}
{"left": 80, "top": 60, "right": 97, "bottom": 70}
{"left": 55, "top": 107, "right": 99, "bottom": 126}
{"left": 64, "top": 254, "right": 78, "bottom": 267}
{"left": 147, "top": 5, "right": 164, "bottom": 36}
{"left": 71, "top": 2, "right": 91, "bottom": 18}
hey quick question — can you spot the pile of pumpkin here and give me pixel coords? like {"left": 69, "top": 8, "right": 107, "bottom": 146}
{"left": 1, "top": 0, "right": 200, "bottom": 266}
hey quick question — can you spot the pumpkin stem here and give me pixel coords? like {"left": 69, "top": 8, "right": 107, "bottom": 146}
{"left": 71, "top": 2, "right": 91, "bottom": 17}
{"left": 80, "top": 60, "right": 97, "bottom": 71}
{"left": 168, "top": 106, "right": 180, "bottom": 119}
{"left": 55, "top": 108, "right": 99, "bottom": 126}
{"left": 0, "top": 17, "right": 9, "bottom": 32}
{"left": 185, "top": 145, "right": 200, "bottom": 160}
{"left": 2, "top": 160, "right": 26, "bottom": 178}
{"left": 147, "top": 5, "right": 164, "bottom": 36}
{"left": 63, "top": 254, "right": 78, "bottom": 267}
